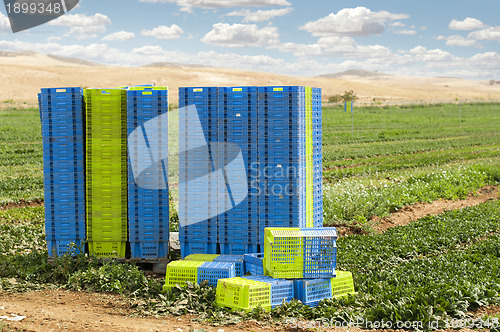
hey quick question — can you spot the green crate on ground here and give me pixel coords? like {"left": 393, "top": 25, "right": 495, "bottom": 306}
{"left": 216, "top": 277, "right": 271, "bottom": 312}
{"left": 184, "top": 254, "right": 220, "bottom": 262}
{"left": 264, "top": 228, "right": 304, "bottom": 278}
{"left": 264, "top": 227, "right": 337, "bottom": 279}
{"left": 332, "top": 271, "right": 356, "bottom": 298}
{"left": 163, "top": 261, "right": 204, "bottom": 291}
{"left": 88, "top": 241, "right": 126, "bottom": 258}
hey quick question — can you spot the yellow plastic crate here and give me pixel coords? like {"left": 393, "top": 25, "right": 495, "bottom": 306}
{"left": 184, "top": 254, "right": 220, "bottom": 262}
{"left": 264, "top": 228, "right": 304, "bottom": 278}
{"left": 332, "top": 271, "right": 356, "bottom": 298}
{"left": 264, "top": 227, "right": 337, "bottom": 279}
{"left": 216, "top": 277, "right": 271, "bottom": 312}
{"left": 163, "top": 261, "right": 204, "bottom": 291}
{"left": 88, "top": 241, "right": 126, "bottom": 258}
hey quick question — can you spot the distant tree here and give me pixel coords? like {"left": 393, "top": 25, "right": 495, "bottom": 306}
{"left": 328, "top": 90, "right": 358, "bottom": 104}
{"left": 490, "top": 79, "right": 496, "bottom": 86}
{"left": 341, "top": 90, "right": 357, "bottom": 102}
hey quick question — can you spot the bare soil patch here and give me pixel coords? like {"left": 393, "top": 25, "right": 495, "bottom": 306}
{"left": 372, "top": 185, "right": 499, "bottom": 233}
{"left": 0, "top": 199, "right": 44, "bottom": 211}
{"left": 0, "top": 289, "right": 289, "bottom": 332}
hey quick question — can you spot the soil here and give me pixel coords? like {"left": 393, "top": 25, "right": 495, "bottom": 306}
{"left": 372, "top": 185, "right": 499, "bottom": 233}
{"left": 335, "top": 185, "right": 499, "bottom": 236}
{"left": 0, "top": 289, "right": 291, "bottom": 332}
{"left": 0, "top": 199, "right": 44, "bottom": 211}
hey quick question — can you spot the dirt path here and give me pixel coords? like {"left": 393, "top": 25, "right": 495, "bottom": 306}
{"left": 335, "top": 185, "right": 499, "bottom": 235}
{"left": 373, "top": 185, "right": 499, "bottom": 233}
{"left": 0, "top": 289, "right": 293, "bottom": 332}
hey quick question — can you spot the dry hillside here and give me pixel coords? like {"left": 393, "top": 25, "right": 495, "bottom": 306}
{"left": 1, "top": 51, "right": 500, "bottom": 107}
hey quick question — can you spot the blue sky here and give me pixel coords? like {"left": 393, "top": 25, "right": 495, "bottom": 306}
{"left": 1, "top": 0, "right": 499, "bottom": 79}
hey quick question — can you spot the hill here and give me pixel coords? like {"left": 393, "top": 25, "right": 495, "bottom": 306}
{"left": 0, "top": 51, "right": 499, "bottom": 107}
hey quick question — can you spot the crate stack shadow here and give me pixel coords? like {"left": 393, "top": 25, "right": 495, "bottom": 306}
{"left": 39, "top": 86, "right": 169, "bottom": 260}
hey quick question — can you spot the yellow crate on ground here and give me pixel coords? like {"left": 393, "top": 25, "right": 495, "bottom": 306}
{"left": 264, "top": 227, "right": 337, "bottom": 279}
{"left": 163, "top": 261, "right": 204, "bottom": 291}
{"left": 216, "top": 277, "right": 271, "bottom": 312}
{"left": 88, "top": 241, "right": 126, "bottom": 258}
{"left": 332, "top": 271, "right": 356, "bottom": 298}
{"left": 264, "top": 228, "right": 304, "bottom": 278}
{"left": 184, "top": 254, "right": 220, "bottom": 262}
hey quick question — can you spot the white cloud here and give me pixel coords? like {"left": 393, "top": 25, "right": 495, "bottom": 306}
{"left": 437, "top": 35, "right": 477, "bottom": 47}
{"left": 201, "top": 23, "right": 279, "bottom": 47}
{"left": 394, "top": 29, "right": 416, "bottom": 35}
{"left": 300, "top": 7, "right": 409, "bottom": 37}
{"left": 277, "top": 36, "right": 392, "bottom": 59}
{"left": 102, "top": 31, "right": 136, "bottom": 41}
{"left": 409, "top": 46, "right": 454, "bottom": 62}
{"left": 389, "top": 22, "right": 406, "bottom": 27}
{"left": 468, "top": 27, "right": 500, "bottom": 42}
{"left": 227, "top": 7, "right": 293, "bottom": 23}
{"left": 139, "top": 0, "right": 290, "bottom": 13}
{"left": 0, "top": 12, "right": 10, "bottom": 32}
{"left": 449, "top": 17, "right": 484, "bottom": 30}
{"left": 48, "top": 13, "right": 111, "bottom": 39}
{"left": 141, "top": 24, "right": 184, "bottom": 39}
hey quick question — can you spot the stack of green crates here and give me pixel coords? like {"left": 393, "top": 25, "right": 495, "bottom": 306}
{"left": 85, "top": 89, "right": 128, "bottom": 258}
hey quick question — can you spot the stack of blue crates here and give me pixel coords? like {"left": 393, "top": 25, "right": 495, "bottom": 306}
{"left": 178, "top": 86, "right": 322, "bottom": 257}
{"left": 218, "top": 87, "right": 259, "bottom": 254}
{"left": 179, "top": 87, "right": 219, "bottom": 256}
{"left": 40, "top": 87, "right": 86, "bottom": 256}
{"left": 257, "top": 86, "right": 307, "bottom": 246}
{"left": 127, "top": 87, "right": 169, "bottom": 258}
{"left": 312, "top": 88, "right": 323, "bottom": 227}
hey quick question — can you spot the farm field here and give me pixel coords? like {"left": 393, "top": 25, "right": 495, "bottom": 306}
{"left": 0, "top": 102, "right": 499, "bottom": 331}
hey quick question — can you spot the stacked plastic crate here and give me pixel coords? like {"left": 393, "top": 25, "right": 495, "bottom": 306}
{"left": 178, "top": 87, "right": 219, "bottom": 256}
{"left": 85, "top": 89, "right": 128, "bottom": 258}
{"left": 257, "top": 87, "right": 308, "bottom": 246}
{"left": 127, "top": 87, "right": 169, "bottom": 259}
{"left": 218, "top": 87, "right": 259, "bottom": 254}
{"left": 40, "top": 87, "right": 86, "bottom": 256}
{"left": 311, "top": 88, "right": 323, "bottom": 227}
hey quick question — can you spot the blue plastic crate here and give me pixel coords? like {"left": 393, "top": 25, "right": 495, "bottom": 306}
{"left": 220, "top": 243, "right": 259, "bottom": 255}
{"left": 293, "top": 278, "right": 332, "bottom": 307}
{"left": 130, "top": 241, "right": 167, "bottom": 259}
{"left": 47, "top": 239, "right": 85, "bottom": 257}
{"left": 244, "top": 253, "right": 264, "bottom": 275}
{"left": 212, "top": 255, "right": 245, "bottom": 277}
{"left": 198, "top": 262, "right": 236, "bottom": 286}
{"left": 181, "top": 242, "right": 218, "bottom": 258}
{"left": 243, "top": 275, "right": 294, "bottom": 308}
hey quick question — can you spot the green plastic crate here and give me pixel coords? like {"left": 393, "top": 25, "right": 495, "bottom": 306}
{"left": 163, "top": 261, "right": 204, "bottom": 291}
{"left": 85, "top": 88, "right": 128, "bottom": 258}
{"left": 216, "top": 277, "right": 271, "bottom": 312}
{"left": 264, "top": 228, "right": 304, "bottom": 278}
{"left": 184, "top": 254, "right": 220, "bottom": 262}
{"left": 332, "top": 271, "right": 356, "bottom": 298}
{"left": 88, "top": 241, "right": 126, "bottom": 258}
{"left": 264, "top": 227, "right": 337, "bottom": 279}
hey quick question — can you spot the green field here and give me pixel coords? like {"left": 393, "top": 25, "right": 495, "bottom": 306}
{"left": 0, "top": 102, "right": 499, "bottom": 328}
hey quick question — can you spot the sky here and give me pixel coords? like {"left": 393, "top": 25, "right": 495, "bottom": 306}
{"left": 0, "top": 0, "right": 499, "bottom": 79}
